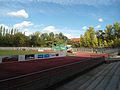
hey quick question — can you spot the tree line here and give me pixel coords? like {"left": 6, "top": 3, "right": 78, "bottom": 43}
{"left": 79, "top": 22, "right": 120, "bottom": 48}
{"left": 0, "top": 26, "right": 68, "bottom": 47}
{"left": 0, "top": 22, "right": 120, "bottom": 48}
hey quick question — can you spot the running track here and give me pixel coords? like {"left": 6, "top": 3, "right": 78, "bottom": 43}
{"left": 0, "top": 52, "right": 109, "bottom": 81}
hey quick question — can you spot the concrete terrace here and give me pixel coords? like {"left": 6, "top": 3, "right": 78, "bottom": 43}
{"left": 52, "top": 61, "right": 120, "bottom": 90}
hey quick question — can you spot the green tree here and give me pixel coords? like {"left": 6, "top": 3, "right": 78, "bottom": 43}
{"left": 105, "top": 25, "right": 113, "bottom": 41}
{"left": 96, "top": 30, "right": 105, "bottom": 47}
{"left": 113, "top": 22, "right": 120, "bottom": 38}
{"left": 30, "top": 32, "right": 41, "bottom": 47}
{"left": 83, "top": 27, "right": 96, "bottom": 47}
{"left": 112, "top": 22, "right": 120, "bottom": 47}
{"left": 14, "top": 32, "right": 29, "bottom": 46}
{"left": 80, "top": 35, "right": 84, "bottom": 47}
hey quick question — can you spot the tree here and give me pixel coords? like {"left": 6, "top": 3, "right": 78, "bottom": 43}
{"left": 3, "top": 27, "right": 5, "bottom": 36}
{"left": 30, "top": 32, "right": 41, "bottom": 47}
{"left": 14, "top": 32, "right": 29, "bottom": 47}
{"left": 0, "top": 26, "right": 3, "bottom": 46}
{"left": 11, "top": 28, "right": 14, "bottom": 35}
{"left": 113, "top": 22, "right": 120, "bottom": 38}
{"left": 112, "top": 22, "right": 120, "bottom": 47}
{"left": 80, "top": 35, "right": 84, "bottom": 47}
{"left": 83, "top": 27, "right": 96, "bottom": 47}
{"left": 96, "top": 30, "right": 105, "bottom": 47}
{"left": 105, "top": 25, "right": 113, "bottom": 41}
{"left": 49, "top": 32, "right": 54, "bottom": 40}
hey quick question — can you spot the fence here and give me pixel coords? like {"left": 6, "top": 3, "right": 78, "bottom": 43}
{"left": 0, "top": 47, "right": 52, "bottom": 51}
{"left": 73, "top": 47, "right": 120, "bottom": 54}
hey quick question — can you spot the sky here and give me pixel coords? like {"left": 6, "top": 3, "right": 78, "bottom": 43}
{"left": 0, "top": 0, "right": 120, "bottom": 38}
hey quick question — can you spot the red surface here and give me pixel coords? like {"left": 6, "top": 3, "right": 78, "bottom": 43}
{"left": 0, "top": 52, "right": 108, "bottom": 81}
{"left": 75, "top": 52, "right": 110, "bottom": 58}
{"left": 0, "top": 56, "right": 88, "bottom": 80}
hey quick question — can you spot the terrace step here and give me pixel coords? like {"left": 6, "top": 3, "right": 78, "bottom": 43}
{"left": 77, "top": 63, "right": 115, "bottom": 90}
{"left": 53, "top": 62, "right": 120, "bottom": 90}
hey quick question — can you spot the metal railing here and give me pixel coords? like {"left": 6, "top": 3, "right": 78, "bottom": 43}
{"left": 0, "top": 47, "right": 52, "bottom": 50}
{"left": 73, "top": 48, "right": 120, "bottom": 54}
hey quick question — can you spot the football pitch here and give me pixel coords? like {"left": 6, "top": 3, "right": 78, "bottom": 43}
{"left": 0, "top": 50, "right": 47, "bottom": 56}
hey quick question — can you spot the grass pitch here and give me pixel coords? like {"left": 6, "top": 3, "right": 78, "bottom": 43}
{"left": 0, "top": 50, "right": 47, "bottom": 56}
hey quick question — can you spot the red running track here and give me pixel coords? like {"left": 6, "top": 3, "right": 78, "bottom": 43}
{"left": 0, "top": 53, "right": 109, "bottom": 81}
{"left": 0, "top": 56, "right": 89, "bottom": 80}
{"left": 75, "top": 52, "right": 110, "bottom": 57}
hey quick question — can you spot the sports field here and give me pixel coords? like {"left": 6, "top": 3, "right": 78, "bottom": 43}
{"left": 0, "top": 50, "right": 50, "bottom": 56}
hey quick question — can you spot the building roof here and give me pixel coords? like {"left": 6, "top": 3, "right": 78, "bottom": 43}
{"left": 71, "top": 38, "right": 80, "bottom": 42}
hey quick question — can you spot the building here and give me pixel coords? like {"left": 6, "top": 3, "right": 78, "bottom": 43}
{"left": 71, "top": 38, "right": 80, "bottom": 42}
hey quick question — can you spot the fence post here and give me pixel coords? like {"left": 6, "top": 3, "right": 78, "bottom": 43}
{"left": 35, "top": 54, "right": 38, "bottom": 59}
{"left": 18, "top": 55, "right": 25, "bottom": 61}
{"left": 0, "top": 56, "right": 2, "bottom": 63}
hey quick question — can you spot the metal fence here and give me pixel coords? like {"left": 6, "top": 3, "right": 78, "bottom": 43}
{"left": 0, "top": 47, "right": 52, "bottom": 51}
{"left": 73, "top": 47, "right": 120, "bottom": 54}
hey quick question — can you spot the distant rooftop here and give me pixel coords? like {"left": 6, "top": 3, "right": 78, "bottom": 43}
{"left": 71, "top": 38, "right": 80, "bottom": 42}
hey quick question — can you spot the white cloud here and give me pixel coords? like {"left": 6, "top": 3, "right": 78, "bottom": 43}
{"left": 95, "top": 24, "right": 101, "bottom": 29}
{"left": 0, "top": 23, "right": 34, "bottom": 36}
{"left": 13, "top": 21, "right": 33, "bottom": 29}
{"left": 0, "top": 23, "right": 80, "bottom": 38}
{"left": 42, "top": 26, "right": 58, "bottom": 33}
{"left": 42, "top": 25, "right": 77, "bottom": 38}
{"left": 98, "top": 18, "right": 103, "bottom": 22}
{"left": 7, "top": 9, "right": 28, "bottom": 18}
{"left": 22, "top": 29, "right": 33, "bottom": 36}
{"left": 82, "top": 26, "right": 88, "bottom": 30}
{"left": 63, "top": 33, "right": 73, "bottom": 39}
{"left": 0, "top": 24, "right": 9, "bottom": 29}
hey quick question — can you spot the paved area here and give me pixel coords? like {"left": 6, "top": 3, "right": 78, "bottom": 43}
{"left": 53, "top": 62, "right": 120, "bottom": 90}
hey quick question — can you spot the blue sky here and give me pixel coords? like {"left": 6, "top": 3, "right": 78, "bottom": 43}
{"left": 0, "top": 0, "right": 120, "bottom": 38}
